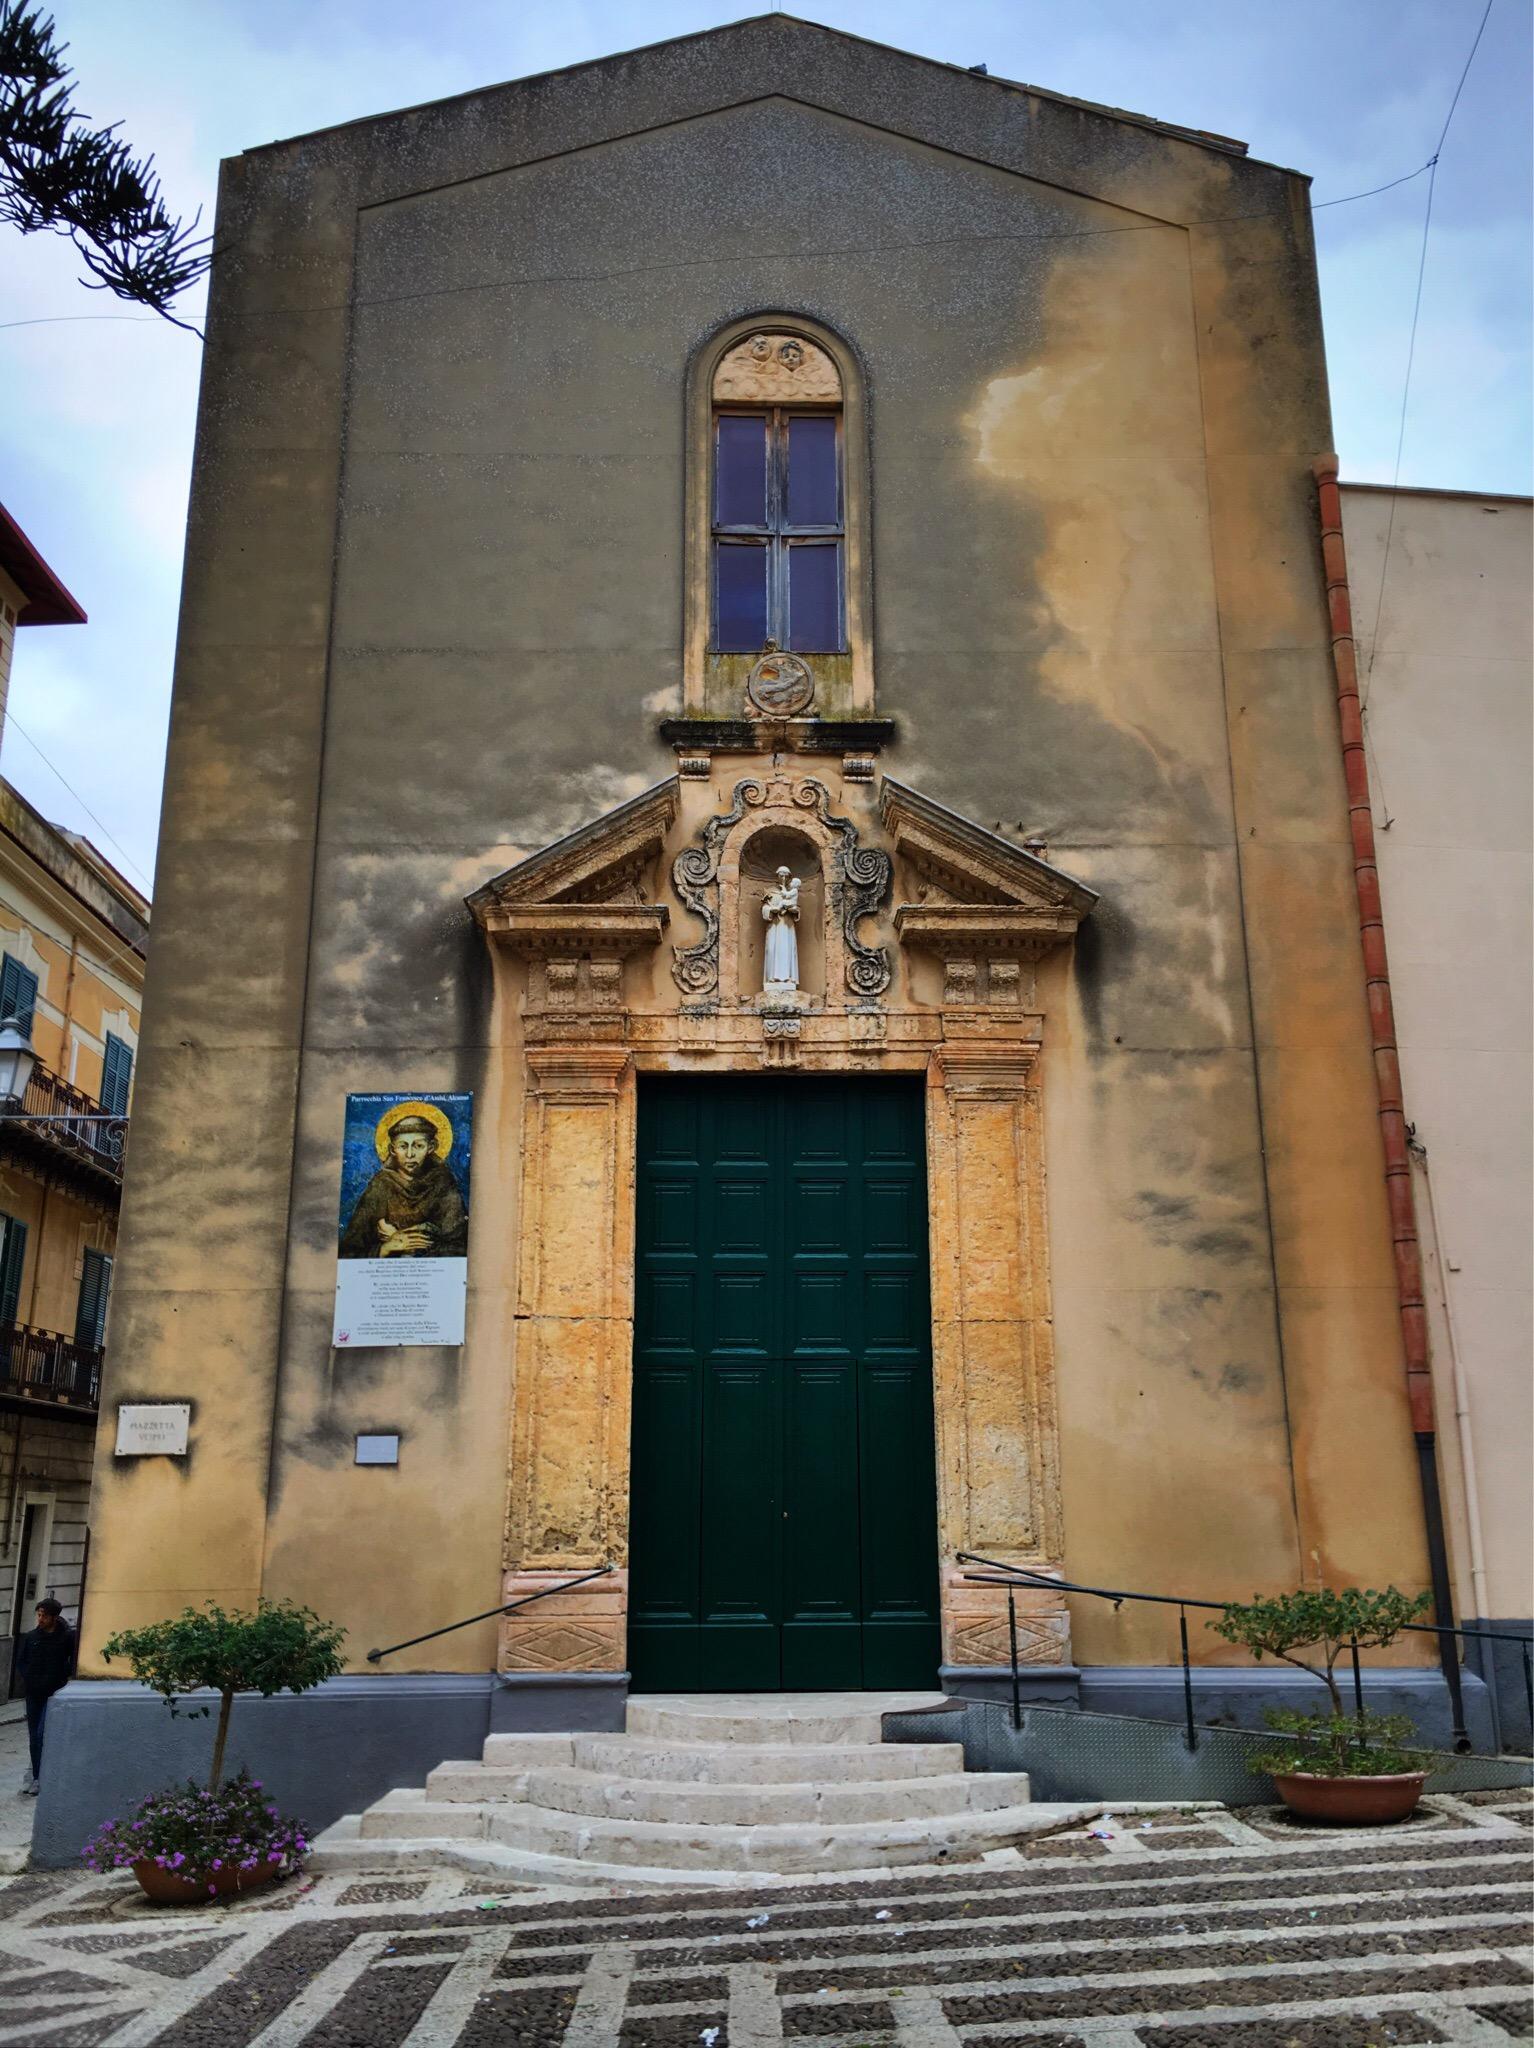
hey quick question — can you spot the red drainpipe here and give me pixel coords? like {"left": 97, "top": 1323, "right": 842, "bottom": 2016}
{"left": 1311, "top": 454, "right": 1467, "bottom": 1744}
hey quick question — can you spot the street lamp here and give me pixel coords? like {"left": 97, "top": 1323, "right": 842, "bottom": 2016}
{"left": 0, "top": 1017, "right": 127, "bottom": 1166}
{"left": 0, "top": 1016, "right": 37, "bottom": 1102}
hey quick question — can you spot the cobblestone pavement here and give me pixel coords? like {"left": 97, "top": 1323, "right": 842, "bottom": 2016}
{"left": 0, "top": 1791, "right": 1529, "bottom": 2045}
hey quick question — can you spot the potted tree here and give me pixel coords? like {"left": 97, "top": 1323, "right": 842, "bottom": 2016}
{"left": 84, "top": 1599, "right": 345, "bottom": 1902}
{"left": 1211, "top": 1585, "right": 1434, "bottom": 1824}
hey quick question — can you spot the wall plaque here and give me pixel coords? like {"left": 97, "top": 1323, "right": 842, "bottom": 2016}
{"left": 115, "top": 1404, "right": 190, "bottom": 1457}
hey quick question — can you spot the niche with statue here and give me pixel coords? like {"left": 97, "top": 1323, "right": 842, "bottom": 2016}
{"left": 737, "top": 826, "right": 825, "bottom": 1005}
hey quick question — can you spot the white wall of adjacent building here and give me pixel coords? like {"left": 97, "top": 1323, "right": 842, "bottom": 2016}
{"left": 1342, "top": 484, "right": 1532, "bottom": 1672}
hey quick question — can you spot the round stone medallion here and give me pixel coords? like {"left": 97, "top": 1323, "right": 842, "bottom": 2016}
{"left": 746, "top": 646, "right": 815, "bottom": 717}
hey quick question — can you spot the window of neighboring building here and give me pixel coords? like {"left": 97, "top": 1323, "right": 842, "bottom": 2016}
{"left": 100, "top": 1032, "right": 133, "bottom": 1116}
{"left": 0, "top": 1213, "right": 27, "bottom": 1325}
{"left": 712, "top": 409, "right": 845, "bottom": 654}
{"left": 75, "top": 1249, "right": 112, "bottom": 1351}
{"left": 0, "top": 953, "right": 38, "bottom": 1038}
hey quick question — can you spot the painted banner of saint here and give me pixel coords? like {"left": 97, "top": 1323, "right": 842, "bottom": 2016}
{"left": 333, "top": 1093, "right": 472, "bottom": 1348}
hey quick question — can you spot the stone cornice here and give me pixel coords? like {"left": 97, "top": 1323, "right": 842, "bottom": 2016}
{"left": 895, "top": 903, "right": 1082, "bottom": 963}
{"left": 477, "top": 903, "right": 669, "bottom": 956}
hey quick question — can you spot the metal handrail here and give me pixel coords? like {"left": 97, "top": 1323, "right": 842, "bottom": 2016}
{"left": 957, "top": 1553, "right": 1534, "bottom": 1754}
{"left": 365, "top": 1563, "right": 613, "bottom": 1664}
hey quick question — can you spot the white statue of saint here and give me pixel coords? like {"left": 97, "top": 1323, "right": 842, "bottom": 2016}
{"left": 762, "top": 866, "right": 801, "bottom": 994}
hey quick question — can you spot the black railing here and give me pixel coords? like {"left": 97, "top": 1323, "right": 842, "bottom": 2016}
{"left": 1, "top": 1066, "right": 127, "bottom": 1175}
{"left": 366, "top": 1564, "right": 614, "bottom": 1664}
{"left": 0, "top": 1322, "right": 102, "bottom": 1411}
{"left": 957, "top": 1553, "right": 1534, "bottom": 1755}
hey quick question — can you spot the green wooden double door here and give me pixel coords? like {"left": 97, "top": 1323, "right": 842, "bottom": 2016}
{"left": 628, "top": 1075, "right": 941, "bottom": 1692}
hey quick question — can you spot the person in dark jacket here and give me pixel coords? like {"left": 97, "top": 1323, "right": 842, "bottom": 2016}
{"left": 16, "top": 1598, "right": 75, "bottom": 1795}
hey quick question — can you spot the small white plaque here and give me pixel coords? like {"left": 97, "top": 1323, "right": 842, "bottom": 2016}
{"left": 355, "top": 1434, "right": 400, "bottom": 1466}
{"left": 115, "top": 1404, "right": 190, "bottom": 1457}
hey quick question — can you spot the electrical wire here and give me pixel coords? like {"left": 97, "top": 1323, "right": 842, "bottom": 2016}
{"left": 0, "top": 158, "right": 1441, "bottom": 335}
{"left": 1363, "top": 0, "right": 1496, "bottom": 694}
{"left": 2, "top": 714, "right": 154, "bottom": 894}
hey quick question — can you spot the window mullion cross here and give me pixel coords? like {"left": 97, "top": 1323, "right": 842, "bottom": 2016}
{"left": 769, "top": 407, "right": 787, "bottom": 646}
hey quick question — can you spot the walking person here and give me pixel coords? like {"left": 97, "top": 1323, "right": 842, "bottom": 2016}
{"left": 17, "top": 1598, "right": 75, "bottom": 1796}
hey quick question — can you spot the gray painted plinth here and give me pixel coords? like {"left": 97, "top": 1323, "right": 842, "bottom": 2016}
{"left": 1076, "top": 1664, "right": 1497, "bottom": 1754}
{"left": 1466, "top": 1618, "right": 1534, "bottom": 1755}
{"left": 940, "top": 1664, "right": 1082, "bottom": 1709}
{"left": 490, "top": 1671, "right": 628, "bottom": 1732}
{"left": 30, "top": 1671, "right": 616, "bottom": 1870}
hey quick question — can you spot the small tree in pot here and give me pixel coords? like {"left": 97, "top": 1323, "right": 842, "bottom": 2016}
{"left": 86, "top": 1600, "right": 345, "bottom": 1901}
{"left": 1211, "top": 1585, "right": 1434, "bottom": 1824}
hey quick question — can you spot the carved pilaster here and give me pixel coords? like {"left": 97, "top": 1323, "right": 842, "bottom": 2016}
{"left": 507, "top": 1044, "right": 634, "bottom": 1671}
{"left": 928, "top": 1038, "right": 1068, "bottom": 1667}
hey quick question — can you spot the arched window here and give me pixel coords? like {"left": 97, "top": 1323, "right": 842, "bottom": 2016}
{"left": 709, "top": 333, "right": 845, "bottom": 655}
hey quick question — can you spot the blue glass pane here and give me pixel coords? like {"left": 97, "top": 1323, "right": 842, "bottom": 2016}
{"left": 716, "top": 543, "right": 768, "bottom": 651}
{"left": 715, "top": 416, "right": 767, "bottom": 527}
{"left": 786, "top": 416, "right": 839, "bottom": 527}
{"left": 787, "top": 543, "right": 841, "bottom": 651}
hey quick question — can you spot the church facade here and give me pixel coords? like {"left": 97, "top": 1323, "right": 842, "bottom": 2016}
{"left": 38, "top": 17, "right": 1482, "bottom": 1848}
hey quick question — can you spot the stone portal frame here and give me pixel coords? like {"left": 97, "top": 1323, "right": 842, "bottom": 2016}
{"left": 470, "top": 767, "right": 1095, "bottom": 1681}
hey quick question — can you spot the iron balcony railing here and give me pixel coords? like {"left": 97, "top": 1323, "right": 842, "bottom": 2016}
{"left": 1, "top": 1064, "right": 127, "bottom": 1176}
{"left": 0, "top": 1321, "right": 102, "bottom": 1412}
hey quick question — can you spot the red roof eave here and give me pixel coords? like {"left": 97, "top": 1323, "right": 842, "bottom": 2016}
{"left": 0, "top": 503, "right": 87, "bottom": 625}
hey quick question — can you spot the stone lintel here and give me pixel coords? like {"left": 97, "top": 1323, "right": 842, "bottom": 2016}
{"left": 524, "top": 1044, "right": 632, "bottom": 1098}
{"left": 933, "top": 1039, "right": 1040, "bottom": 1095}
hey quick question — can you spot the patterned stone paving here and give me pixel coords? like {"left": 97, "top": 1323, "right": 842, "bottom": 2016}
{"left": 0, "top": 1793, "right": 1528, "bottom": 2044}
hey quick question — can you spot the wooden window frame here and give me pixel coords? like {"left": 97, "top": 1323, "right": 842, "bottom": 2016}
{"left": 711, "top": 406, "right": 847, "bottom": 655}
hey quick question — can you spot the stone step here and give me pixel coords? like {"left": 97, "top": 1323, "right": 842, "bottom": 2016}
{"left": 570, "top": 1734, "right": 967, "bottom": 1784}
{"left": 482, "top": 1796, "right": 1044, "bottom": 1873}
{"left": 624, "top": 1691, "right": 949, "bottom": 1747}
{"left": 480, "top": 1733, "right": 577, "bottom": 1768}
{"left": 518, "top": 1764, "right": 1029, "bottom": 1826}
{"left": 427, "top": 1763, "right": 537, "bottom": 1803}
{"left": 357, "top": 1790, "right": 487, "bottom": 1841}
{"left": 310, "top": 1798, "right": 1104, "bottom": 1889}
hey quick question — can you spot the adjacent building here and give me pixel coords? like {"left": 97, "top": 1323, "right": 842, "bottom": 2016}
{"left": 0, "top": 508, "right": 148, "bottom": 1695}
{"left": 35, "top": 17, "right": 1517, "bottom": 1854}
{"left": 1342, "top": 482, "right": 1533, "bottom": 1750}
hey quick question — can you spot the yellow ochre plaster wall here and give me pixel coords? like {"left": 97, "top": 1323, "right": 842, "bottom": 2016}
{"left": 81, "top": 18, "right": 1431, "bottom": 1681}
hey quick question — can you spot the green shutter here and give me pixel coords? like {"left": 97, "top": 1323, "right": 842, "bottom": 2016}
{"left": 75, "top": 1249, "right": 113, "bottom": 1349}
{"left": 0, "top": 955, "right": 39, "bottom": 1040}
{"left": 100, "top": 1033, "right": 133, "bottom": 1116}
{"left": 0, "top": 1215, "right": 27, "bottom": 1325}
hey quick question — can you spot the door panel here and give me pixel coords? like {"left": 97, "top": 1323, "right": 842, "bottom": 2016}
{"left": 630, "top": 1075, "right": 940, "bottom": 1692}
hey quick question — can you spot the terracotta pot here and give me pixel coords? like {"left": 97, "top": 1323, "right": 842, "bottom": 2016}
{"left": 131, "top": 1857, "right": 283, "bottom": 1905}
{"left": 1271, "top": 1771, "right": 1427, "bottom": 1825}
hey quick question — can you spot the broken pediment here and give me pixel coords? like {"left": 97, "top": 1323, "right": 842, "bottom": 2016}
{"left": 880, "top": 779, "right": 1096, "bottom": 969}
{"left": 467, "top": 779, "right": 677, "bottom": 958}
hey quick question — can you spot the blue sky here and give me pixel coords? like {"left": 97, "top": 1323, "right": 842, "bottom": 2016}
{"left": 2, "top": 0, "right": 1529, "bottom": 886}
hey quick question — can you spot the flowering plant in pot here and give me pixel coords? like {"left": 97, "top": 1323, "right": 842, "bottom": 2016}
{"left": 82, "top": 1771, "right": 310, "bottom": 1900}
{"left": 94, "top": 1599, "right": 344, "bottom": 1901}
{"left": 1210, "top": 1585, "right": 1434, "bottom": 1824}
